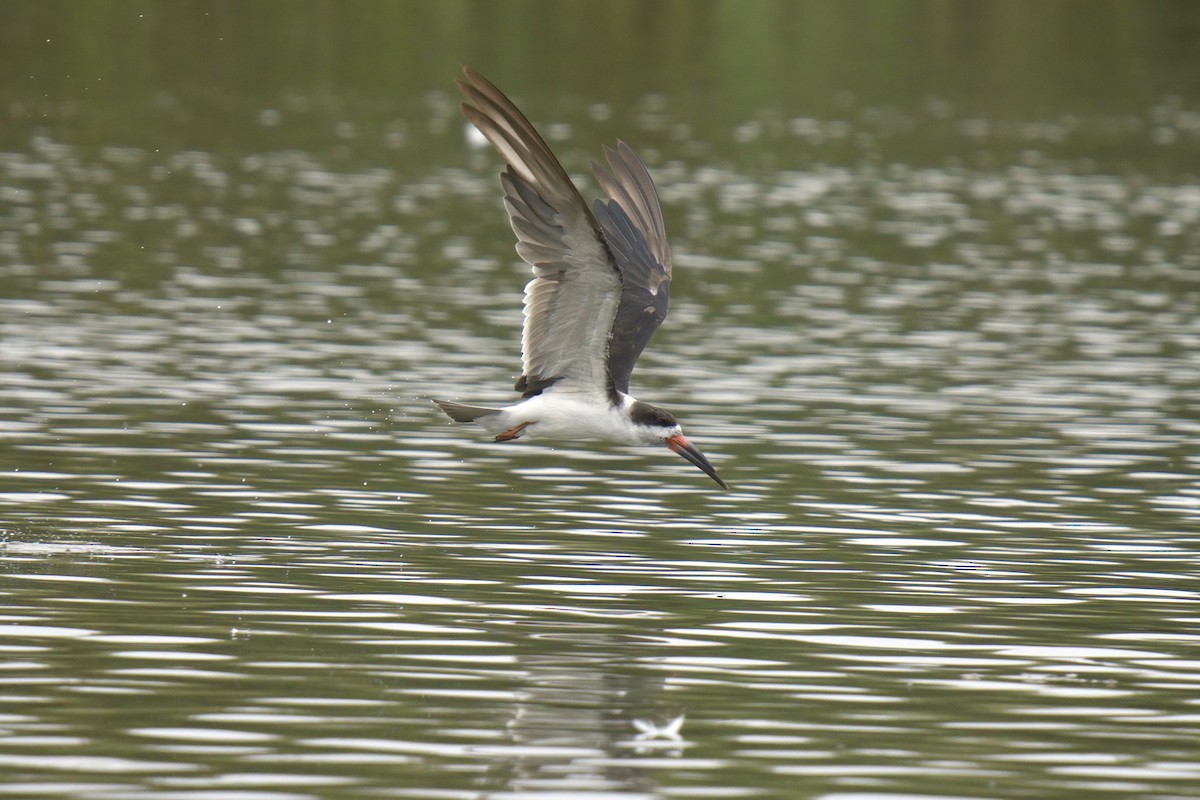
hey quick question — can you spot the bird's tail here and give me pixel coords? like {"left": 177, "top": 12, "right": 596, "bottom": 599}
{"left": 432, "top": 399, "right": 502, "bottom": 423}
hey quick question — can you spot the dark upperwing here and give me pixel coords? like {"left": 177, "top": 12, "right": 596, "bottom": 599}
{"left": 590, "top": 142, "right": 673, "bottom": 399}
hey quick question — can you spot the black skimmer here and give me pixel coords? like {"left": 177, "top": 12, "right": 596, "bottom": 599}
{"left": 433, "top": 68, "right": 728, "bottom": 490}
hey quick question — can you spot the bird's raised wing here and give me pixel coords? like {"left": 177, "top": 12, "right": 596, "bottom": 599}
{"left": 458, "top": 67, "right": 622, "bottom": 399}
{"left": 591, "top": 142, "right": 673, "bottom": 396}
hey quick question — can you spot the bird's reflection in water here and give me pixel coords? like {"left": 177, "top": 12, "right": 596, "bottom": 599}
{"left": 488, "top": 645, "right": 688, "bottom": 794}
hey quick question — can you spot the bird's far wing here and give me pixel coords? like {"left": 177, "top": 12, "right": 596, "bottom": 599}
{"left": 458, "top": 67, "right": 622, "bottom": 399}
{"left": 591, "top": 142, "right": 673, "bottom": 396}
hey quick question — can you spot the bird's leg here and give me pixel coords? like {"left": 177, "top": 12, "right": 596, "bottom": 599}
{"left": 494, "top": 421, "right": 532, "bottom": 442}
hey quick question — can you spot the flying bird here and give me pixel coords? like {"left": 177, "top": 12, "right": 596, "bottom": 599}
{"left": 433, "top": 67, "right": 727, "bottom": 489}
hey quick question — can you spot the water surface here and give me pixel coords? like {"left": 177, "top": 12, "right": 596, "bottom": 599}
{"left": 2, "top": 3, "right": 1200, "bottom": 799}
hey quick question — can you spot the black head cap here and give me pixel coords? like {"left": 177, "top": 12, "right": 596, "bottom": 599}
{"left": 628, "top": 400, "right": 679, "bottom": 429}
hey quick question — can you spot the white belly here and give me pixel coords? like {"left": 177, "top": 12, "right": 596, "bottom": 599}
{"left": 478, "top": 392, "right": 643, "bottom": 445}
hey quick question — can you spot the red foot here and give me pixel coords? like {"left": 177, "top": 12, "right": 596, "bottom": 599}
{"left": 494, "top": 422, "right": 531, "bottom": 442}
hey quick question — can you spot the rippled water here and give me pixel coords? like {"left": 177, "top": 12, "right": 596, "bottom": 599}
{"left": 4, "top": 8, "right": 1200, "bottom": 799}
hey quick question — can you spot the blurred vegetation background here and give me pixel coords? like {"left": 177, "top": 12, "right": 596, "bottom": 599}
{"left": 4, "top": 0, "right": 1199, "bottom": 151}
